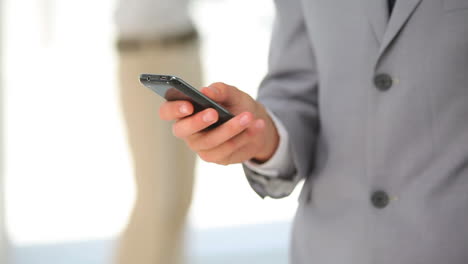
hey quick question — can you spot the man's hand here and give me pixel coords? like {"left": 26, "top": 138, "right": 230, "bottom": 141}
{"left": 159, "top": 82, "right": 279, "bottom": 165}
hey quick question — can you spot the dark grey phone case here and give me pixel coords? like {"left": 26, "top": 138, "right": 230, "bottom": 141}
{"left": 139, "top": 74, "right": 234, "bottom": 128}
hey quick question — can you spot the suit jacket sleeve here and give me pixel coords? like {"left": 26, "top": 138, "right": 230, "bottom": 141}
{"left": 244, "top": 0, "right": 319, "bottom": 199}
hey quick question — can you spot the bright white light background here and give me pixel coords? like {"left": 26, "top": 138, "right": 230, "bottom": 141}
{"left": 3, "top": 0, "right": 300, "bottom": 248}
{"left": 3, "top": 0, "right": 133, "bottom": 244}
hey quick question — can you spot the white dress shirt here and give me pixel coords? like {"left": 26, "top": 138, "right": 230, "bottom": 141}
{"left": 115, "top": 0, "right": 194, "bottom": 40}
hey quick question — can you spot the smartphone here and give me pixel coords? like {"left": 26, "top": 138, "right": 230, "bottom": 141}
{"left": 139, "top": 74, "right": 234, "bottom": 128}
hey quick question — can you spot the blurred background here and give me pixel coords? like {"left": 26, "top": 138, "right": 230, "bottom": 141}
{"left": 0, "top": 0, "right": 302, "bottom": 263}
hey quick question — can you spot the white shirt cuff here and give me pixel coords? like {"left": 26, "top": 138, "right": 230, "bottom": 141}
{"left": 243, "top": 110, "right": 295, "bottom": 177}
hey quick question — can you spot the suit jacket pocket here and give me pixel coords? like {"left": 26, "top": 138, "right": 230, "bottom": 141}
{"left": 444, "top": 0, "right": 468, "bottom": 11}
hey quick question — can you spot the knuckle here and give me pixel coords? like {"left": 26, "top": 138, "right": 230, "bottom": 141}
{"left": 218, "top": 160, "right": 229, "bottom": 166}
{"left": 211, "top": 82, "right": 228, "bottom": 93}
{"left": 211, "top": 82, "right": 226, "bottom": 88}
{"left": 198, "top": 137, "right": 213, "bottom": 150}
{"left": 198, "top": 152, "right": 211, "bottom": 163}
{"left": 210, "top": 153, "right": 226, "bottom": 165}
{"left": 199, "top": 151, "right": 217, "bottom": 163}
{"left": 188, "top": 135, "right": 210, "bottom": 152}
{"left": 210, "top": 153, "right": 223, "bottom": 164}
{"left": 186, "top": 139, "right": 198, "bottom": 151}
{"left": 225, "top": 139, "right": 238, "bottom": 151}
{"left": 219, "top": 153, "right": 234, "bottom": 166}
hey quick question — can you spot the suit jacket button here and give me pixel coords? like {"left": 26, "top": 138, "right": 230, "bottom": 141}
{"left": 371, "top": 190, "right": 390, "bottom": 208}
{"left": 374, "top": 74, "right": 393, "bottom": 91}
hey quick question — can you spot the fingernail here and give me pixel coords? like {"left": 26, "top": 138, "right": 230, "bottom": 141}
{"left": 208, "top": 86, "right": 219, "bottom": 95}
{"left": 255, "top": 120, "right": 265, "bottom": 129}
{"left": 203, "top": 111, "right": 215, "bottom": 123}
{"left": 239, "top": 115, "right": 251, "bottom": 126}
{"left": 179, "top": 104, "right": 189, "bottom": 114}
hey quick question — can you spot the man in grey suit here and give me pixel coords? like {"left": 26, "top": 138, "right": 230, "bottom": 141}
{"left": 160, "top": 0, "right": 468, "bottom": 263}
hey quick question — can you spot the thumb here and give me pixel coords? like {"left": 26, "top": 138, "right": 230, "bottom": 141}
{"left": 201, "top": 82, "right": 243, "bottom": 106}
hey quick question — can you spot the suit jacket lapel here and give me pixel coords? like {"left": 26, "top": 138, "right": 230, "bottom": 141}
{"left": 364, "top": 0, "right": 389, "bottom": 44}
{"left": 378, "top": 0, "right": 423, "bottom": 55}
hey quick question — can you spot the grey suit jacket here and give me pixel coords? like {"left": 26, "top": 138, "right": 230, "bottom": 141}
{"left": 243, "top": 0, "right": 468, "bottom": 263}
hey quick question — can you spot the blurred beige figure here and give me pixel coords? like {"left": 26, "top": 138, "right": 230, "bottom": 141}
{"left": 114, "top": 0, "right": 202, "bottom": 263}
